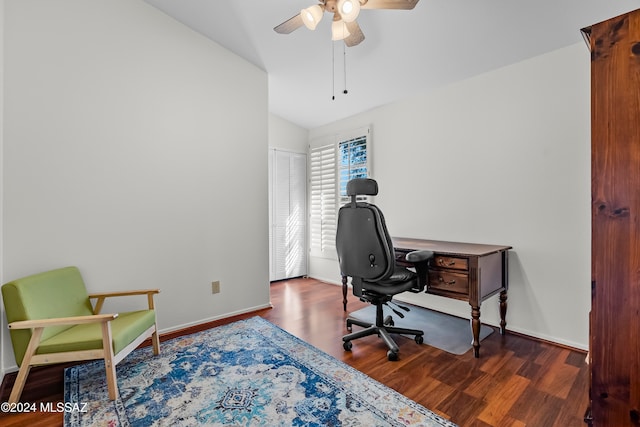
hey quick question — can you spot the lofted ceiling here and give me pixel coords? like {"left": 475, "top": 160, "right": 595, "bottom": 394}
{"left": 145, "top": 0, "right": 639, "bottom": 129}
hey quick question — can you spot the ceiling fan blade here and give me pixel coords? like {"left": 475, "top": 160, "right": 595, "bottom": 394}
{"left": 360, "top": 0, "right": 419, "bottom": 10}
{"left": 344, "top": 21, "right": 365, "bottom": 47}
{"left": 274, "top": 13, "right": 304, "bottom": 34}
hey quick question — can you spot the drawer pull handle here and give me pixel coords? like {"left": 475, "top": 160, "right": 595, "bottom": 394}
{"left": 438, "top": 259, "right": 456, "bottom": 266}
{"left": 438, "top": 277, "right": 456, "bottom": 285}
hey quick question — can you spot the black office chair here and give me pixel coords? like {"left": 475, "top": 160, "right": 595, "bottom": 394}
{"left": 336, "top": 178, "right": 433, "bottom": 361}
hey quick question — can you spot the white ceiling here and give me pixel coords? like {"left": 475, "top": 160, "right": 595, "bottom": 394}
{"left": 145, "top": 0, "right": 639, "bottom": 129}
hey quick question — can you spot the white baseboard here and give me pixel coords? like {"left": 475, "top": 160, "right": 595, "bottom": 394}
{"left": 394, "top": 294, "right": 588, "bottom": 352}
{"left": 158, "top": 303, "right": 273, "bottom": 335}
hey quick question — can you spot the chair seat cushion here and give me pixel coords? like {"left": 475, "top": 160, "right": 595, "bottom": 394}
{"left": 37, "top": 309, "right": 156, "bottom": 356}
{"left": 382, "top": 267, "right": 416, "bottom": 284}
{"left": 363, "top": 267, "right": 417, "bottom": 294}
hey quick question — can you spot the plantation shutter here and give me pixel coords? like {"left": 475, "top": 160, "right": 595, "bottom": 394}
{"left": 309, "top": 127, "right": 370, "bottom": 260}
{"left": 310, "top": 143, "right": 338, "bottom": 258}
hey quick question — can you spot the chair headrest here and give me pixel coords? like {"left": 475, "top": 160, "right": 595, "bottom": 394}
{"left": 347, "top": 178, "right": 378, "bottom": 196}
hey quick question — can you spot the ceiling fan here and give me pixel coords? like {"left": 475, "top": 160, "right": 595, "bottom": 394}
{"left": 274, "top": 0, "right": 419, "bottom": 47}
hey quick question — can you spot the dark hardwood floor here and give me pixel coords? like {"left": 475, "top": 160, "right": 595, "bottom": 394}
{"left": 0, "top": 277, "right": 589, "bottom": 426}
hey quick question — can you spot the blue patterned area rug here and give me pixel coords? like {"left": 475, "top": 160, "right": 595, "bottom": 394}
{"left": 64, "top": 316, "right": 458, "bottom": 426}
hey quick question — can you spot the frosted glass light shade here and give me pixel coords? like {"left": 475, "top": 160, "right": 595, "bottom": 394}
{"left": 301, "top": 5, "right": 324, "bottom": 30}
{"left": 337, "top": 0, "right": 360, "bottom": 23}
{"left": 331, "top": 20, "right": 351, "bottom": 40}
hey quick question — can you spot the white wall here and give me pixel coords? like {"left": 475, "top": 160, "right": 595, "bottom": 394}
{"left": 309, "top": 42, "right": 591, "bottom": 350}
{"left": 269, "top": 113, "right": 308, "bottom": 154}
{"left": 1, "top": 0, "right": 270, "bottom": 373}
{"left": 0, "top": 0, "right": 6, "bottom": 380}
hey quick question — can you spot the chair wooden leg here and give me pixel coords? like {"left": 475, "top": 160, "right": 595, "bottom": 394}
{"left": 101, "top": 322, "right": 118, "bottom": 400}
{"left": 148, "top": 297, "right": 160, "bottom": 356}
{"left": 9, "top": 328, "right": 44, "bottom": 403}
{"left": 9, "top": 363, "right": 32, "bottom": 404}
{"left": 151, "top": 324, "right": 160, "bottom": 356}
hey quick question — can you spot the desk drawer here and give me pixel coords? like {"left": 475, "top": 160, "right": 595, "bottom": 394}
{"left": 428, "top": 270, "right": 469, "bottom": 295}
{"left": 432, "top": 255, "right": 468, "bottom": 271}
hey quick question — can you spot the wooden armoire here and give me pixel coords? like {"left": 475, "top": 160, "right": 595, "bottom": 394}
{"left": 582, "top": 9, "right": 640, "bottom": 427}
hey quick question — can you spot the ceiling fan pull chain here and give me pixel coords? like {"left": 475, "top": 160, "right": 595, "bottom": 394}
{"left": 332, "top": 41, "right": 336, "bottom": 100}
{"left": 343, "top": 43, "right": 348, "bottom": 95}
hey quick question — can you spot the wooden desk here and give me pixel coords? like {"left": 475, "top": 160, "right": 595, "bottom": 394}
{"left": 341, "top": 237, "right": 512, "bottom": 358}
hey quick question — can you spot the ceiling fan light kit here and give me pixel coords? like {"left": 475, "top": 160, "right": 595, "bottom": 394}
{"left": 301, "top": 5, "right": 324, "bottom": 30}
{"left": 274, "top": 0, "right": 420, "bottom": 47}
{"left": 337, "top": 0, "right": 361, "bottom": 22}
{"left": 332, "top": 20, "right": 351, "bottom": 40}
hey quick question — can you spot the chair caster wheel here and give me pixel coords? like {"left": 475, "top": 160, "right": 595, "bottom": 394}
{"left": 387, "top": 350, "right": 398, "bottom": 361}
{"left": 343, "top": 341, "right": 353, "bottom": 351}
{"left": 415, "top": 335, "right": 424, "bottom": 344}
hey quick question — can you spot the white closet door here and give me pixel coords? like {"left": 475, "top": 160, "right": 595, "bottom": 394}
{"left": 270, "top": 150, "right": 307, "bottom": 281}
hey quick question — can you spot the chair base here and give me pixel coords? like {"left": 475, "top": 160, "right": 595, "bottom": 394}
{"left": 343, "top": 301, "right": 424, "bottom": 361}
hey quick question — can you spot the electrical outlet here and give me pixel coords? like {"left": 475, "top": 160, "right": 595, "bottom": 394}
{"left": 211, "top": 281, "right": 220, "bottom": 294}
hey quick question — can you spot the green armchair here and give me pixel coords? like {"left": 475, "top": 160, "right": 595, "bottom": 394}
{"left": 2, "top": 266, "right": 160, "bottom": 403}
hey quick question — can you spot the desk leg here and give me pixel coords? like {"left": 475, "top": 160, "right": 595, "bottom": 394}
{"left": 471, "top": 305, "right": 481, "bottom": 358}
{"left": 342, "top": 275, "right": 348, "bottom": 311}
{"left": 499, "top": 290, "right": 508, "bottom": 335}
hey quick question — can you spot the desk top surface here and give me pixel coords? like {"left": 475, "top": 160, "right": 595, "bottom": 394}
{"left": 392, "top": 237, "right": 512, "bottom": 257}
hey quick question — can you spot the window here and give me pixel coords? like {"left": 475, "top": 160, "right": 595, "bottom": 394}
{"left": 310, "top": 127, "right": 370, "bottom": 259}
{"left": 339, "top": 135, "right": 368, "bottom": 204}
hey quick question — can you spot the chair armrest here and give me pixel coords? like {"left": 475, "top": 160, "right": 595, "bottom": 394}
{"left": 406, "top": 250, "right": 433, "bottom": 263}
{"left": 88, "top": 289, "right": 159, "bottom": 299}
{"left": 89, "top": 289, "right": 159, "bottom": 314}
{"left": 8, "top": 313, "right": 118, "bottom": 329}
{"left": 406, "top": 250, "right": 433, "bottom": 293}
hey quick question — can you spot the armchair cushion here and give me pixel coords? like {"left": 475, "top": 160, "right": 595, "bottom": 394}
{"left": 37, "top": 309, "right": 156, "bottom": 356}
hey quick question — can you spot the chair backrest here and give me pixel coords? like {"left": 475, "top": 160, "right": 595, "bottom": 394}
{"left": 336, "top": 179, "right": 396, "bottom": 290}
{"left": 1, "top": 266, "right": 94, "bottom": 365}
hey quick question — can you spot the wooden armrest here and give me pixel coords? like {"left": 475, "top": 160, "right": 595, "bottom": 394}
{"left": 88, "top": 289, "right": 160, "bottom": 299}
{"left": 89, "top": 289, "right": 159, "bottom": 314}
{"left": 8, "top": 313, "right": 118, "bottom": 329}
